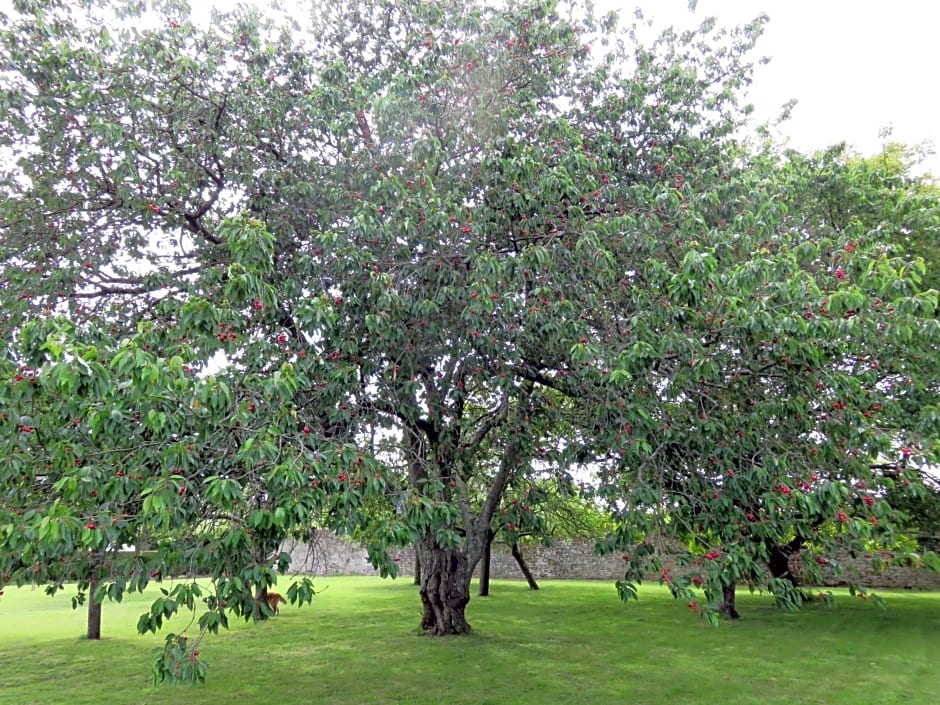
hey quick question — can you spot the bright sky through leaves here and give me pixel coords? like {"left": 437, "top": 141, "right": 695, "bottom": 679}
{"left": 187, "top": 0, "right": 939, "bottom": 173}
{"left": 622, "top": 0, "right": 939, "bottom": 176}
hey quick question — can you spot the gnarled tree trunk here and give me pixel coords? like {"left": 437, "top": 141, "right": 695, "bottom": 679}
{"left": 418, "top": 535, "right": 475, "bottom": 635}
{"left": 767, "top": 537, "right": 804, "bottom": 586}
{"left": 408, "top": 385, "right": 530, "bottom": 634}
{"left": 766, "top": 537, "right": 811, "bottom": 604}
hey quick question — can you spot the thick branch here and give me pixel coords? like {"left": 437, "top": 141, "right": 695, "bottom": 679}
{"left": 473, "top": 381, "right": 534, "bottom": 537}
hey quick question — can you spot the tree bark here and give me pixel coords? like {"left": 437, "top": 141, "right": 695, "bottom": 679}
{"left": 717, "top": 581, "right": 740, "bottom": 619}
{"left": 254, "top": 586, "right": 270, "bottom": 621}
{"left": 413, "top": 547, "right": 421, "bottom": 586}
{"left": 478, "top": 530, "right": 494, "bottom": 597}
{"left": 767, "top": 538, "right": 804, "bottom": 586}
{"left": 86, "top": 577, "right": 102, "bottom": 640}
{"left": 418, "top": 535, "right": 474, "bottom": 635}
{"left": 510, "top": 542, "right": 539, "bottom": 590}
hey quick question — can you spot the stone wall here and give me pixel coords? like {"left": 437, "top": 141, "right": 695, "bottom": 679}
{"left": 815, "top": 552, "right": 940, "bottom": 590}
{"left": 282, "top": 532, "right": 386, "bottom": 576}
{"left": 282, "top": 532, "right": 940, "bottom": 589}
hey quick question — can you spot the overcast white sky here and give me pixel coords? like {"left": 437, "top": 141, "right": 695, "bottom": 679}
{"left": 625, "top": 0, "right": 939, "bottom": 176}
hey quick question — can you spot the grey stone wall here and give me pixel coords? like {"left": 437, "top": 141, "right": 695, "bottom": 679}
{"left": 282, "top": 532, "right": 385, "bottom": 576}
{"left": 282, "top": 533, "right": 940, "bottom": 589}
{"left": 815, "top": 552, "right": 940, "bottom": 590}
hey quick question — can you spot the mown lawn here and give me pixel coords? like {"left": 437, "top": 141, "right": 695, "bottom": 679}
{"left": 0, "top": 577, "right": 937, "bottom": 705}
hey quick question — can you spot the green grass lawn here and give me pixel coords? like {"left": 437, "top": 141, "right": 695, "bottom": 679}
{"left": 0, "top": 577, "right": 937, "bottom": 705}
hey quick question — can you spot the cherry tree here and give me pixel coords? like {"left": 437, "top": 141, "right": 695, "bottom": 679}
{"left": 2, "top": 0, "right": 937, "bottom": 683}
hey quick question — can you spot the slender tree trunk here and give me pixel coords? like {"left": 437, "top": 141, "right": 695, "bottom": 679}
{"left": 478, "top": 530, "right": 494, "bottom": 597}
{"left": 254, "top": 586, "right": 270, "bottom": 621}
{"left": 86, "top": 577, "right": 102, "bottom": 640}
{"left": 717, "top": 581, "right": 740, "bottom": 619}
{"left": 418, "top": 535, "right": 474, "bottom": 635}
{"left": 510, "top": 542, "right": 539, "bottom": 590}
{"left": 413, "top": 547, "right": 421, "bottom": 586}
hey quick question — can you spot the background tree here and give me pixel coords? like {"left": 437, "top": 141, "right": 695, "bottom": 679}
{"left": 0, "top": 266, "right": 363, "bottom": 677}
{"left": 479, "top": 479, "right": 611, "bottom": 595}
{"left": 886, "top": 476, "right": 940, "bottom": 551}
{"left": 593, "top": 144, "right": 940, "bottom": 619}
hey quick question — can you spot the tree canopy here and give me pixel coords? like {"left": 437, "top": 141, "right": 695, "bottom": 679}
{"left": 1, "top": 0, "right": 938, "bottom": 683}
{"left": 594, "top": 144, "right": 940, "bottom": 618}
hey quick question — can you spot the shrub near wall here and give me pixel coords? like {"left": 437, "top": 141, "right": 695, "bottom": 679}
{"left": 282, "top": 533, "right": 940, "bottom": 589}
